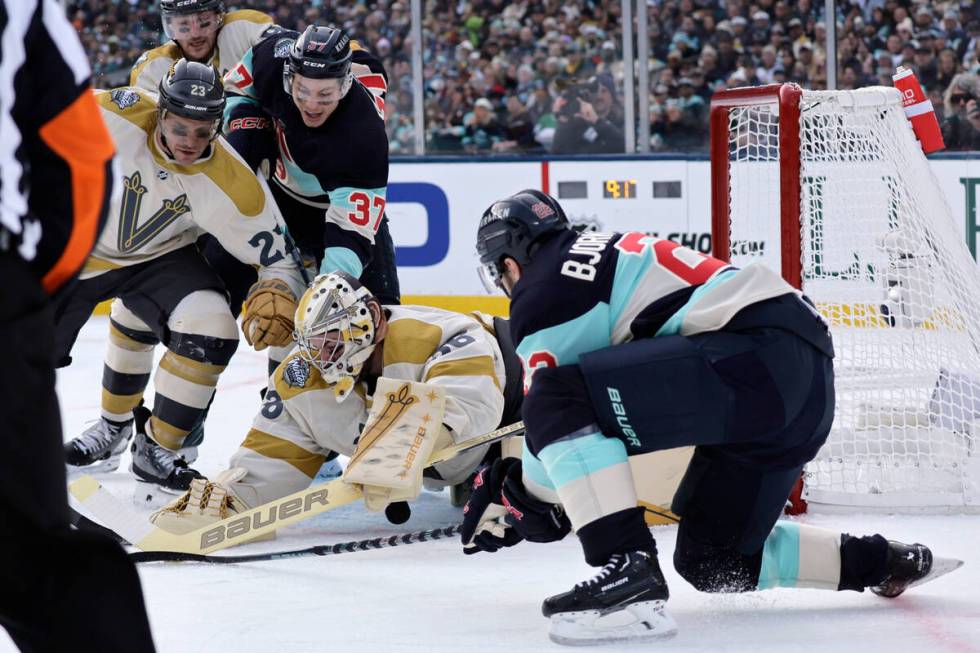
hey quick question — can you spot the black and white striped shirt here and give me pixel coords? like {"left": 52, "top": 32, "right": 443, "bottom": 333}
{"left": 0, "top": 0, "right": 115, "bottom": 293}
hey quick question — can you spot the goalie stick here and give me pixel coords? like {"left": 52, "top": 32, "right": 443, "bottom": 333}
{"left": 130, "top": 524, "right": 463, "bottom": 564}
{"left": 69, "top": 420, "right": 525, "bottom": 555}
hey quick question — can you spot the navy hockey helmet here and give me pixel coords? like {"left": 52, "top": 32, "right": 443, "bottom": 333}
{"left": 160, "top": 0, "right": 225, "bottom": 40}
{"left": 283, "top": 25, "right": 354, "bottom": 97}
{"left": 476, "top": 189, "right": 569, "bottom": 292}
{"left": 158, "top": 59, "right": 225, "bottom": 136}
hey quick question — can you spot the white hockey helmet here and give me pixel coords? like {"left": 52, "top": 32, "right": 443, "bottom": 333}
{"left": 294, "top": 272, "right": 379, "bottom": 401}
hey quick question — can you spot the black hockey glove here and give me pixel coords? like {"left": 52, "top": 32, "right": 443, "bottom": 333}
{"left": 460, "top": 459, "right": 570, "bottom": 555}
{"left": 499, "top": 466, "right": 571, "bottom": 544}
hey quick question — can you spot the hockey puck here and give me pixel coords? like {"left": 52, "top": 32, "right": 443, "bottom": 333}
{"left": 385, "top": 501, "right": 411, "bottom": 525}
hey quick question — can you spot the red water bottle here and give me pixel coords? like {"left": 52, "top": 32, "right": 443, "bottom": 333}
{"left": 892, "top": 66, "right": 945, "bottom": 154}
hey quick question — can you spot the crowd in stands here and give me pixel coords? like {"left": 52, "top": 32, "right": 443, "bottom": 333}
{"left": 70, "top": 0, "right": 980, "bottom": 154}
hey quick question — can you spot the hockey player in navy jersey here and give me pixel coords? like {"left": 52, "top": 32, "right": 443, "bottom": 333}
{"left": 217, "top": 24, "right": 398, "bottom": 312}
{"left": 463, "top": 189, "right": 963, "bottom": 645}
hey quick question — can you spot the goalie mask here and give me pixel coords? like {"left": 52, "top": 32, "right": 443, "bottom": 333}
{"left": 294, "top": 272, "right": 379, "bottom": 401}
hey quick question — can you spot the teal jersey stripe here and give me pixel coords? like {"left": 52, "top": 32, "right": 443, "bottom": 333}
{"left": 320, "top": 246, "right": 363, "bottom": 278}
{"left": 279, "top": 155, "right": 328, "bottom": 197}
{"left": 516, "top": 302, "right": 611, "bottom": 369}
{"left": 656, "top": 268, "right": 739, "bottom": 336}
{"left": 609, "top": 238, "right": 655, "bottom": 322}
{"left": 327, "top": 185, "right": 387, "bottom": 213}
{"left": 537, "top": 432, "right": 628, "bottom": 489}
{"left": 223, "top": 95, "right": 259, "bottom": 123}
{"left": 758, "top": 521, "right": 802, "bottom": 589}
{"left": 520, "top": 440, "right": 556, "bottom": 492}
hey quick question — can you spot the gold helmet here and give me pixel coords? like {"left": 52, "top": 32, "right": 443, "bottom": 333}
{"left": 293, "top": 272, "right": 378, "bottom": 401}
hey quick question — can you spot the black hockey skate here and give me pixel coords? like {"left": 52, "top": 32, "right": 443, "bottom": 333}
{"left": 542, "top": 550, "right": 677, "bottom": 645}
{"left": 871, "top": 541, "right": 964, "bottom": 598}
{"left": 130, "top": 407, "right": 203, "bottom": 504}
{"left": 64, "top": 417, "right": 134, "bottom": 474}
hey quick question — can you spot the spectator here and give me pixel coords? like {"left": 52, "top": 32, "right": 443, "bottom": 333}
{"left": 462, "top": 97, "right": 507, "bottom": 153}
{"left": 551, "top": 74, "right": 624, "bottom": 154}
{"left": 942, "top": 73, "right": 980, "bottom": 150}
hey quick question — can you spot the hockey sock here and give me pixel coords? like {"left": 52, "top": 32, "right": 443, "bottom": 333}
{"left": 757, "top": 522, "right": 843, "bottom": 590}
{"left": 536, "top": 429, "right": 637, "bottom": 532}
{"left": 578, "top": 507, "right": 656, "bottom": 566}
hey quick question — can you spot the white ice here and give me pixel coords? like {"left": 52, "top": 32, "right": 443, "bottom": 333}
{"left": 3, "top": 316, "right": 979, "bottom": 652}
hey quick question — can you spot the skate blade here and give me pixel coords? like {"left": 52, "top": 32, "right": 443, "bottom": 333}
{"left": 548, "top": 600, "right": 678, "bottom": 646}
{"left": 66, "top": 456, "right": 123, "bottom": 477}
{"left": 132, "top": 479, "right": 184, "bottom": 509}
{"left": 908, "top": 557, "right": 965, "bottom": 591}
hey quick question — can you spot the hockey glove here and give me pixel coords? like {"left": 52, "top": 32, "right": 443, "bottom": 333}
{"left": 461, "top": 458, "right": 524, "bottom": 555}
{"left": 499, "top": 464, "right": 571, "bottom": 544}
{"left": 241, "top": 278, "right": 297, "bottom": 350}
{"left": 461, "top": 459, "right": 571, "bottom": 555}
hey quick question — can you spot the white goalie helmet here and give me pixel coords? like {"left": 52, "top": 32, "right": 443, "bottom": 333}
{"left": 294, "top": 272, "right": 379, "bottom": 401}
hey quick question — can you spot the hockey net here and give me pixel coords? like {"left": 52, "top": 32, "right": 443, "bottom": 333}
{"left": 710, "top": 83, "right": 980, "bottom": 510}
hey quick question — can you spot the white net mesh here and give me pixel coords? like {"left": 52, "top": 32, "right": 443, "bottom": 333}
{"left": 724, "top": 86, "right": 980, "bottom": 509}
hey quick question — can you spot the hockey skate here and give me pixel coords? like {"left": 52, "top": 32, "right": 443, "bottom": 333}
{"left": 130, "top": 407, "right": 202, "bottom": 505}
{"left": 64, "top": 417, "right": 134, "bottom": 474}
{"left": 542, "top": 550, "right": 677, "bottom": 646}
{"left": 871, "top": 541, "right": 964, "bottom": 598}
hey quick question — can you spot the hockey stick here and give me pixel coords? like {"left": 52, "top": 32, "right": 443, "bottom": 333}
{"left": 130, "top": 524, "right": 462, "bottom": 564}
{"left": 69, "top": 420, "right": 524, "bottom": 555}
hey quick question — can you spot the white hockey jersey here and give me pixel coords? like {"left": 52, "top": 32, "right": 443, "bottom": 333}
{"left": 86, "top": 87, "right": 303, "bottom": 296}
{"left": 246, "top": 305, "right": 507, "bottom": 460}
{"left": 129, "top": 10, "right": 275, "bottom": 94}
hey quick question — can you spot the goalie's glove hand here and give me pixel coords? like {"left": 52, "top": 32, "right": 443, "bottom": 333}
{"left": 461, "top": 459, "right": 570, "bottom": 554}
{"left": 241, "top": 278, "right": 297, "bottom": 350}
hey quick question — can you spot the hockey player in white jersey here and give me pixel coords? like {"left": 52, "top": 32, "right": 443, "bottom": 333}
{"left": 150, "top": 272, "right": 522, "bottom": 534}
{"left": 58, "top": 60, "right": 305, "bottom": 498}
{"left": 129, "top": 0, "right": 277, "bottom": 95}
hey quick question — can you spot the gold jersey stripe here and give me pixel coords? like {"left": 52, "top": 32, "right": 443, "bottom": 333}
{"left": 272, "top": 353, "right": 332, "bottom": 401}
{"left": 82, "top": 255, "right": 124, "bottom": 274}
{"left": 128, "top": 42, "right": 181, "bottom": 86}
{"left": 101, "top": 389, "right": 144, "bottom": 416}
{"left": 241, "top": 428, "right": 326, "bottom": 478}
{"left": 159, "top": 351, "right": 226, "bottom": 387}
{"left": 423, "top": 355, "right": 501, "bottom": 391}
{"left": 383, "top": 318, "right": 443, "bottom": 366}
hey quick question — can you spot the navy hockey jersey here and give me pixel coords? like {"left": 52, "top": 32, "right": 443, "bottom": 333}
{"left": 509, "top": 230, "right": 817, "bottom": 392}
{"left": 223, "top": 30, "right": 389, "bottom": 277}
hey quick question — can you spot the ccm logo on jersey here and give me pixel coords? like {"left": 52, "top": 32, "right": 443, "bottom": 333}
{"left": 560, "top": 232, "right": 615, "bottom": 281}
{"left": 228, "top": 116, "right": 270, "bottom": 131}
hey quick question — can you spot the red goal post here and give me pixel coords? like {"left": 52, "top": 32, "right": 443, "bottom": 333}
{"left": 709, "top": 83, "right": 980, "bottom": 511}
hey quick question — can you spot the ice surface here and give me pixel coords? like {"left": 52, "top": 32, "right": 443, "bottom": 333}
{"left": 3, "top": 317, "right": 978, "bottom": 652}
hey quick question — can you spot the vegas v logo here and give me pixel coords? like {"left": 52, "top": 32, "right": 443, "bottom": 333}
{"left": 117, "top": 172, "right": 191, "bottom": 252}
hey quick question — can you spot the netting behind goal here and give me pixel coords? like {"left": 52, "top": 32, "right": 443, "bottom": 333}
{"left": 711, "top": 83, "right": 980, "bottom": 509}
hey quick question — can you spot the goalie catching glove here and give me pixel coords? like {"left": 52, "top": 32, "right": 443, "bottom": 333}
{"left": 241, "top": 278, "right": 297, "bottom": 350}
{"left": 460, "top": 458, "right": 571, "bottom": 555}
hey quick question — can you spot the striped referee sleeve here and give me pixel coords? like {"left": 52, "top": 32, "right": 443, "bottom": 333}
{"left": 0, "top": 0, "right": 115, "bottom": 293}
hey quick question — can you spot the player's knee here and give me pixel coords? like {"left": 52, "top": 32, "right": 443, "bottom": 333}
{"left": 108, "top": 299, "right": 156, "bottom": 345}
{"left": 167, "top": 290, "right": 239, "bottom": 365}
{"left": 673, "top": 540, "right": 759, "bottom": 593}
